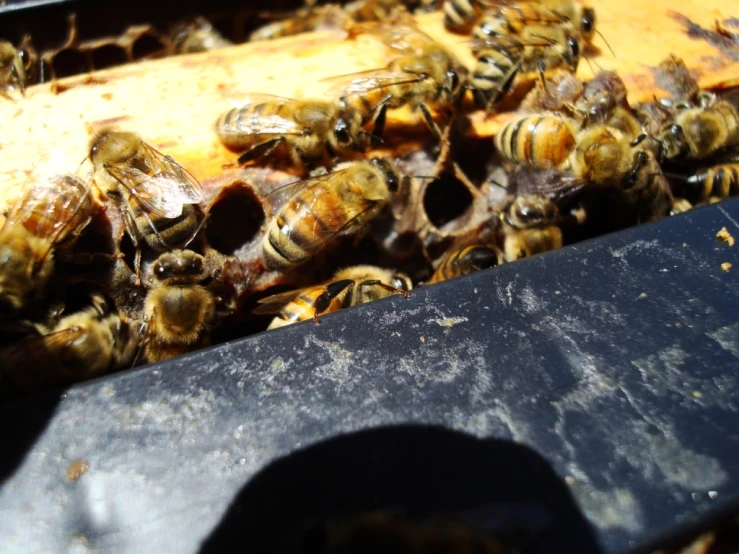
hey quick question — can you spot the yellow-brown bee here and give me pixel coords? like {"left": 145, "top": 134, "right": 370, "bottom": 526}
{"left": 501, "top": 194, "right": 563, "bottom": 261}
{"left": 215, "top": 94, "right": 369, "bottom": 168}
{"left": 263, "top": 158, "right": 402, "bottom": 271}
{"left": 324, "top": 25, "right": 468, "bottom": 139}
{"left": 472, "top": 4, "right": 570, "bottom": 41}
{"left": 249, "top": 4, "right": 350, "bottom": 42}
{"left": 495, "top": 114, "right": 640, "bottom": 188}
{"left": 0, "top": 295, "right": 139, "bottom": 396}
{"left": 255, "top": 265, "right": 412, "bottom": 328}
{"left": 0, "top": 40, "right": 30, "bottom": 97}
{"left": 142, "top": 249, "right": 216, "bottom": 363}
{"left": 170, "top": 16, "right": 233, "bottom": 54}
{"left": 428, "top": 245, "right": 500, "bottom": 283}
{"left": 468, "top": 37, "right": 524, "bottom": 110}
{"left": 0, "top": 175, "right": 95, "bottom": 317}
{"left": 291, "top": 510, "right": 519, "bottom": 554}
{"left": 677, "top": 163, "right": 739, "bottom": 204}
{"left": 88, "top": 129, "right": 205, "bottom": 281}
{"left": 657, "top": 95, "right": 739, "bottom": 160}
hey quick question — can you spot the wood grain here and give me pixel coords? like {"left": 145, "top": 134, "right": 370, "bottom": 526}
{"left": 0, "top": 2, "right": 737, "bottom": 209}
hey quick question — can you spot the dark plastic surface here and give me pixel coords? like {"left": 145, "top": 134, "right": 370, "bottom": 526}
{"left": 0, "top": 199, "right": 738, "bottom": 553}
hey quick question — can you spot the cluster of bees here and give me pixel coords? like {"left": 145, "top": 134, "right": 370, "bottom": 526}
{"left": 0, "top": 0, "right": 738, "bottom": 402}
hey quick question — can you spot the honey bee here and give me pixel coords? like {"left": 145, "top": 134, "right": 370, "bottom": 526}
{"left": 324, "top": 25, "right": 468, "bottom": 139}
{"left": 141, "top": 249, "right": 216, "bottom": 363}
{"left": 170, "top": 16, "right": 233, "bottom": 54}
{"left": 574, "top": 71, "right": 642, "bottom": 139}
{"left": 616, "top": 149, "right": 674, "bottom": 223}
{"left": 263, "top": 158, "right": 401, "bottom": 271}
{"left": 215, "top": 95, "right": 370, "bottom": 168}
{"left": 468, "top": 38, "right": 523, "bottom": 110}
{"left": 500, "top": 194, "right": 563, "bottom": 261}
{"left": 291, "top": 510, "right": 518, "bottom": 554}
{"left": 472, "top": 4, "right": 570, "bottom": 41}
{"left": 249, "top": 5, "right": 350, "bottom": 42}
{"left": 428, "top": 245, "right": 499, "bottom": 283}
{"left": 344, "top": 0, "right": 416, "bottom": 22}
{"left": 0, "top": 175, "right": 95, "bottom": 317}
{"left": 0, "top": 294, "right": 139, "bottom": 396}
{"left": 0, "top": 40, "right": 30, "bottom": 97}
{"left": 675, "top": 163, "right": 739, "bottom": 204}
{"left": 88, "top": 130, "right": 205, "bottom": 281}
{"left": 520, "top": 68, "right": 583, "bottom": 113}
{"left": 656, "top": 95, "right": 739, "bottom": 161}
{"left": 495, "top": 114, "right": 639, "bottom": 187}
{"left": 538, "top": 0, "right": 596, "bottom": 43}
{"left": 255, "top": 265, "right": 412, "bottom": 328}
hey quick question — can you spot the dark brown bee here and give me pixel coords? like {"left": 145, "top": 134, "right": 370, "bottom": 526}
{"left": 500, "top": 194, "right": 563, "bottom": 261}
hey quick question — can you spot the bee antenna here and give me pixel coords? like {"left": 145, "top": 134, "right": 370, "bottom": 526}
{"left": 183, "top": 213, "right": 210, "bottom": 249}
{"left": 414, "top": 175, "right": 437, "bottom": 180}
{"left": 358, "top": 129, "right": 384, "bottom": 144}
{"left": 595, "top": 30, "right": 616, "bottom": 57}
{"left": 77, "top": 156, "right": 89, "bottom": 174}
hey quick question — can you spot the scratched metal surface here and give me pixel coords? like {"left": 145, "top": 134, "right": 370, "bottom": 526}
{"left": 0, "top": 199, "right": 738, "bottom": 554}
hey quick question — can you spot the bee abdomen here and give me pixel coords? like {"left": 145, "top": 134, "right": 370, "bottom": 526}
{"left": 444, "top": 0, "right": 479, "bottom": 32}
{"left": 470, "top": 50, "right": 519, "bottom": 107}
{"left": 495, "top": 115, "right": 576, "bottom": 168}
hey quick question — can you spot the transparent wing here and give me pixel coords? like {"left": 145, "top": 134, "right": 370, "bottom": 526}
{"left": 106, "top": 166, "right": 195, "bottom": 218}
{"left": 40, "top": 326, "right": 87, "bottom": 351}
{"left": 253, "top": 288, "right": 308, "bottom": 314}
{"left": 266, "top": 167, "right": 351, "bottom": 203}
{"left": 3, "top": 176, "right": 92, "bottom": 262}
{"left": 140, "top": 142, "right": 203, "bottom": 204}
{"left": 323, "top": 68, "right": 424, "bottom": 98}
{"left": 219, "top": 112, "right": 306, "bottom": 137}
{"left": 222, "top": 91, "right": 302, "bottom": 109}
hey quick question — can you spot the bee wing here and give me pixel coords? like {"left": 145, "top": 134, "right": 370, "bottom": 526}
{"left": 508, "top": 167, "right": 587, "bottom": 206}
{"left": 323, "top": 68, "right": 424, "bottom": 98}
{"left": 3, "top": 176, "right": 91, "bottom": 258}
{"left": 106, "top": 166, "right": 194, "bottom": 218}
{"left": 253, "top": 288, "right": 307, "bottom": 315}
{"left": 266, "top": 167, "right": 352, "bottom": 202}
{"left": 351, "top": 22, "right": 437, "bottom": 54}
{"left": 140, "top": 143, "right": 203, "bottom": 204}
{"left": 218, "top": 112, "right": 307, "bottom": 138}
{"left": 222, "top": 91, "right": 301, "bottom": 109}
{"left": 38, "top": 326, "right": 88, "bottom": 351}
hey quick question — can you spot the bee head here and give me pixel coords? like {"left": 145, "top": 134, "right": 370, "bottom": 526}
{"left": 658, "top": 123, "right": 690, "bottom": 160}
{"left": 564, "top": 36, "right": 581, "bottom": 71}
{"left": 369, "top": 157, "right": 401, "bottom": 193}
{"left": 391, "top": 272, "right": 413, "bottom": 292}
{"left": 506, "top": 195, "right": 559, "bottom": 228}
{"left": 89, "top": 130, "right": 141, "bottom": 168}
{"left": 152, "top": 250, "right": 205, "bottom": 281}
{"left": 465, "top": 246, "right": 499, "bottom": 271}
{"left": 333, "top": 117, "right": 353, "bottom": 147}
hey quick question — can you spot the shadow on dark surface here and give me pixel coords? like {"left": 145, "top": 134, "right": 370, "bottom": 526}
{"left": 199, "top": 424, "right": 601, "bottom": 554}
{"left": 0, "top": 392, "right": 60, "bottom": 487}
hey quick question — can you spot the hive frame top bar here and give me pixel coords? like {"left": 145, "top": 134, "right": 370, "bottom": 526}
{"left": 0, "top": 198, "right": 737, "bottom": 553}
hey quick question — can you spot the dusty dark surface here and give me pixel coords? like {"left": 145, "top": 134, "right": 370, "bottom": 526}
{"left": 0, "top": 199, "right": 738, "bottom": 553}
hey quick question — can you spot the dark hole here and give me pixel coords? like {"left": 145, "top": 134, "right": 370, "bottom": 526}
{"left": 422, "top": 174, "right": 474, "bottom": 230}
{"left": 206, "top": 182, "right": 265, "bottom": 256}
{"left": 91, "top": 44, "right": 129, "bottom": 70}
{"left": 131, "top": 33, "right": 166, "bottom": 60}
{"left": 51, "top": 49, "right": 89, "bottom": 78}
{"left": 119, "top": 230, "right": 137, "bottom": 274}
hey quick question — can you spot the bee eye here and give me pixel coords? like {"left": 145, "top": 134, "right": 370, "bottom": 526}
{"left": 568, "top": 38, "right": 580, "bottom": 61}
{"left": 334, "top": 120, "right": 351, "bottom": 144}
{"left": 155, "top": 263, "right": 169, "bottom": 277}
{"left": 392, "top": 276, "right": 408, "bottom": 290}
{"left": 189, "top": 258, "right": 203, "bottom": 273}
{"left": 447, "top": 70, "right": 460, "bottom": 93}
{"left": 582, "top": 9, "right": 595, "bottom": 33}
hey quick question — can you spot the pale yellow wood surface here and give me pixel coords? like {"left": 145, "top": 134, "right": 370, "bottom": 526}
{"left": 0, "top": 2, "right": 737, "bottom": 209}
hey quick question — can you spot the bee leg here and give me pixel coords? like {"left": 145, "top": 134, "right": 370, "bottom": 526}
{"left": 417, "top": 102, "right": 448, "bottom": 145}
{"left": 310, "top": 279, "right": 355, "bottom": 324}
{"left": 133, "top": 249, "right": 143, "bottom": 287}
{"left": 237, "top": 137, "right": 285, "bottom": 165}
